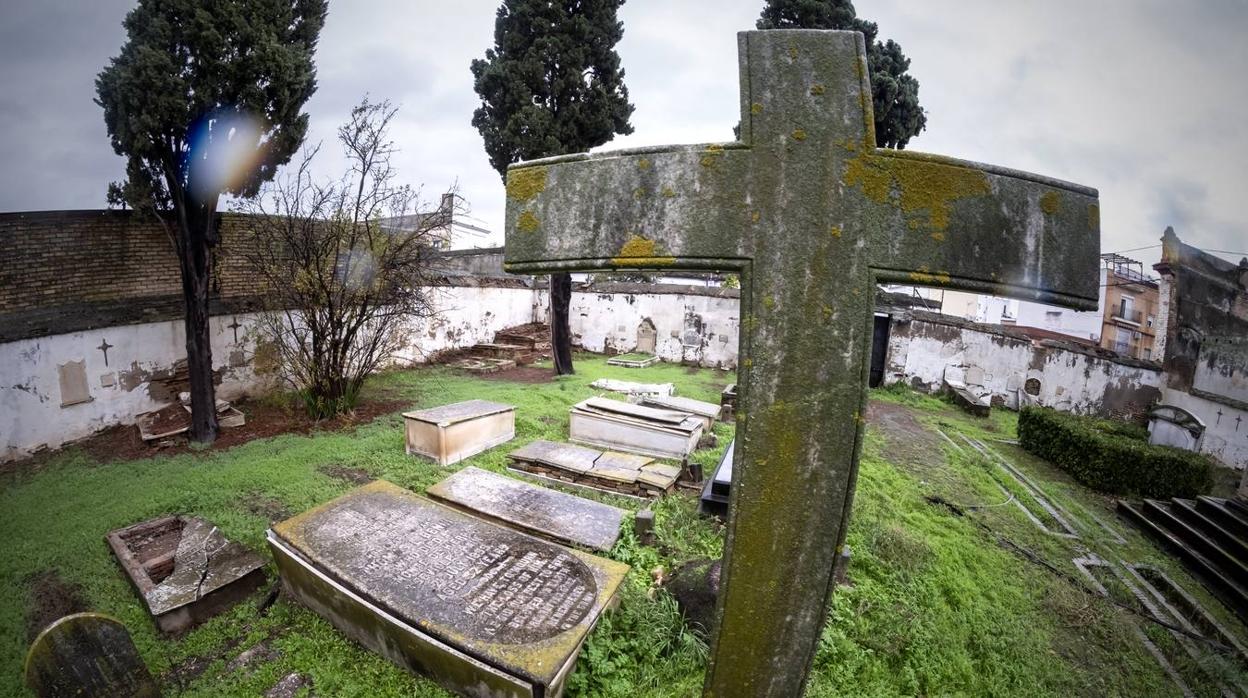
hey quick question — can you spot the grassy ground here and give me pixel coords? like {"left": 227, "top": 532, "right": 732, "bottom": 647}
{"left": 1, "top": 358, "right": 1245, "bottom": 696}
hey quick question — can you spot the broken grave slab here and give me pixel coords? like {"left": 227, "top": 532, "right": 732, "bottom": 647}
{"left": 427, "top": 466, "right": 627, "bottom": 551}
{"left": 507, "top": 440, "right": 679, "bottom": 498}
{"left": 269, "top": 480, "right": 628, "bottom": 698}
{"left": 641, "top": 394, "right": 721, "bottom": 430}
{"left": 106, "top": 516, "right": 266, "bottom": 634}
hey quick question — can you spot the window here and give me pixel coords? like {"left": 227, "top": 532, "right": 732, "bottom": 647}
{"left": 1044, "top": 310, "right": 1061, "bottom": 329}
{"left": 1147, "top": 315, "right": 1154, "bottom": 328}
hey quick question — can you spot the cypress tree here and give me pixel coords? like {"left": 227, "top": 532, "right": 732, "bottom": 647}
{"left": 757, "top": 0, "right": 926, "bottom": 149}
{"left": 97, "top": 0, "right": 326, "bottom": 442}
{"left": 471, "top": 0, "right": 635, "bottom": 375}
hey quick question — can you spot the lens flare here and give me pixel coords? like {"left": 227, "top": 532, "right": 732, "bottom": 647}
{"left": 186, "top": 110, "right": 263, "bottom": 202}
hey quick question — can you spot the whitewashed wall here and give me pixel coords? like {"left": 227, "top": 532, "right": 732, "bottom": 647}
{"left": 567, "top": 285, "right": 740, "bottom": 369}
{"left": 0, "top": 313, "right": 274, "bottom": 462}
{"left": 883, "top": 312, "right": 1164, "bottom": 418}
{"left": 1160, "top": 388, "right": 1248, "bottom": 470}
{"left": 390, "top": 284, "right": 545, "bottom": 364}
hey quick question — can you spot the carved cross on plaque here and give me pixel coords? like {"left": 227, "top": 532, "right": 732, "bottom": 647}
{"left": 97, "top": 338, "right": 114, "bottom": 367}
{"left": 504, "top": 30, "right": 1100, "bottom": 696}
{"left": 228, "top": 318, "right": 242, "bottom": 344}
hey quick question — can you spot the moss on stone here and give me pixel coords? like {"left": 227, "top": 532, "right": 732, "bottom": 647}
{"left": 1088, "top": 203, "right": 1101, "bottom": 232}
{"left": 809, "top": 84, "right": 826, "bottom": 96}
{"left": 516, "top": 211, "right": 541, "bottom": 234}
{"left": 638, "top": 158, "right": 651, "bottom": 170}
{"left": 792, "top": 129, "right": 808, "bottom": 141}
{"left": 908, "top": 265, "right": 953, "bottom": 285}
{"left": 842, "top": 149, "right": 990, "bottom": 232}
{"left": 611, "top": 235, "right": 675, "bottom": 267}
{"left": 1040, "top": 191, "right": 1062, "bottom": 216}
{"left": 662, "top": 187, "right": 677, "bottom": 198}
{"left": 751, "top": 102, "right": 764, "bottom": 115}
{"left": 506, "top": 167, "right": 547, "bottom": 202}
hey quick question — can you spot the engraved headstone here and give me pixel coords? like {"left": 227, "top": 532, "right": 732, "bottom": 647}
{"left": 269, "top": 480, "right": 628, "bottom": 698}
{"left": 503, "top": 29, "right": 1099, "bottom": 695}
{"left": 24, "top": 613, "right": 159, "bottom": 698}
{"left": 427, "top": 466, "right": 627, "bottom": 551}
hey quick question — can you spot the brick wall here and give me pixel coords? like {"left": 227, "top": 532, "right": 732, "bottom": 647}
{"left": 0, "top": 210, "right": 266, "bottom": 342}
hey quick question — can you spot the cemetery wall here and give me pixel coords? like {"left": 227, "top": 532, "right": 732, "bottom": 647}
{"left": 883, "top": 310, "right": 1164, "bottom": 421}
{"left": 567, "top": 282, "right": 740, "bottom": 368}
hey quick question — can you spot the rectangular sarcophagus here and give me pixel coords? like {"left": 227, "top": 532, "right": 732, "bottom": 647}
{"left": 403, "top": 399, "right": 515, "bottom": 466}
{"left": 268, "top": 481, "right": 628, "bottom": 698}
{"left": 569, "top": 398, "right": 702, "bottom": 460}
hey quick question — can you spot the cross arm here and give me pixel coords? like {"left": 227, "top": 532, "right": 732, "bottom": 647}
{"left": 852, "top": 147, "right": 1101, "bottom": 309}
{"left": 502, "top": 144, "right": 753, "bottom": 274}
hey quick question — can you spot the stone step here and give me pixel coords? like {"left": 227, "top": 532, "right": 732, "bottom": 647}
{"left": 1118, "top": 500, "right": 1248, "bottom": 625}
{"left": 466, "top": 343, "right": 539, "bottom": 364}
{"left": 1172, "top": 498, "right": 1248, "bottom": 561}
{"left": 1141, "top": 499, "right": 1248, "bottom": 588}
{"left": 1225, "top": 497, "right": 1248, "bottom": 520}
{"left": 1197, "top": 496, "right": 1248, "bottom": 542}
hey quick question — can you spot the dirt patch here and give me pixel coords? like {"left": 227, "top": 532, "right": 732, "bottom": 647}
{"left": 1, "top": 397, "right": 407, "bottom": 473}
{"left": 242, "top": 494, "right": 292, "bottom": 523}
{"left": 166, "top": 655, "right": 213, "bottom": 688}
{"left": 865, "top": 399, "right": 943, "bottom": 472}
{"left": 25, "top": 570, "right": 90, "bottom": 642}
{"left": 318, "top": 464, "right": 374, "bottom": 485}
{"left": 476, "top": 365, "right": 555, "bottom": 384}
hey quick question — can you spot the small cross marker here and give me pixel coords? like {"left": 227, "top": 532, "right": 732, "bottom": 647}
{"left": 504, "top": 30, "right": 1099, "bottom": 695}
{"left": 97, "top": 338, "right": 114, "bottom": 367}
{"left": 1216, "top": 409, "right": 1223, "bottom": 425}
{"left": 228, "top": 318, "right": 242, "bottom": 344}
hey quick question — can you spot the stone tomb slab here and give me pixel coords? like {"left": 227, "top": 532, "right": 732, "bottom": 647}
{"left": 427, "top": 466, "right": 627, "bottom": 552}
{"left": 569, "top": 398, "right": 703, "bottom": 460}
{"left": 403, "top": 399, "right": 516, "bottom": 466}
{"left": 509, "top": 440, "right": 601, "bottom": 474}
{"left": 106, "top": 515, "right": 266, "bottom": 634}
{"left": 641, "top": 395, "right": 721, "bottom": 430}
{"left": 269, "top": 480, "right": 628, "bottom": 698}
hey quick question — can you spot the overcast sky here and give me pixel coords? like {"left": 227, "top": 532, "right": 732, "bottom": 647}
{"left": 1, "top": 1, "right": 1245, "bottom": 266}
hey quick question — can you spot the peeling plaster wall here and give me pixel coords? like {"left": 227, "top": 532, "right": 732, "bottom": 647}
{"left": 566, "top": 285, "right": 740, "bottom": 368}
{"left": 390, "top": 284, "right": 545, "bottom": 363}
{"left": 0, "top": 313, "right": 275, "bottom": 463}
{"left": 1158, "top": 388, "right": 1248, "bottom": 471}
{"left": 883, "top": 312, "right": 1163, "bottom": 421}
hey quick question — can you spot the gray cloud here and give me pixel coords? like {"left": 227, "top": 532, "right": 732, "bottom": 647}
{"left": 0, "top": 0, "right": 1244, "bottom": 265}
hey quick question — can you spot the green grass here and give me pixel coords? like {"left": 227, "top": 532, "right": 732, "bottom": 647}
{"left": 1, "top": 362, "right": 1245, "bottom": 696}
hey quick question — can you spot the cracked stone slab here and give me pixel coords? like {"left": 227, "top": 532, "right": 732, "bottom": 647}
{"left": 427, "top": 466, "right": 627, "bottom": 551}
{"left": 106, "top": 515, "right": 267, "bottom": 635}
{"left": 638, "top": 464, "right": 682, "bottom": 489}
{"left": 509, "top": 440, "right": 601, "bottom": 474}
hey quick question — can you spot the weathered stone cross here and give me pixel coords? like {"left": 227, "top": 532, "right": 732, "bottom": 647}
{"left": 504, "top": 30, "right": 1099, "bottom": 696}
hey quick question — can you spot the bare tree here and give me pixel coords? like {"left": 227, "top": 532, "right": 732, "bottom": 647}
{"left": 237, "top": 98, "right": 451, "bottom": 418}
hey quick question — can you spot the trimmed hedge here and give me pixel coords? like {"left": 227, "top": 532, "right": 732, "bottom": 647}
{"left": 1018, "top": 406, "right": 1213, "bottom": 499}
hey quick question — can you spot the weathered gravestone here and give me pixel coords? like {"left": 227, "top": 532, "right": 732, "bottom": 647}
{"left": 503, "top": 29, "right": 1100, "bottom": 696}
{"left": 25, "top": 613, "right": 160, "bottom": 697}
{"left": 427, "top": 465, "right": 627, "bottom": 551}
{"left": 268, "top": 480, "right": 628, "bottom": 697}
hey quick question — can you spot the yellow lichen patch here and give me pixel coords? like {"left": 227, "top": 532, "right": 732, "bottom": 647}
{"left": 1040, "top": 191, "right": 1062, "bottom": 215}
{"left": 842, "top": 152, "right": 990, "bottom": 232}
{"left": 829, "top": 225, "right": 842, "bottom": 239}
{"left": 792, "top": 129, "right": 807, "bottom": 141}
{"left": 638, "top": 158, "right": 651, "bottom": 170}
{"left": 763, "top": 295, "right": 775, "bottom": 309}
{"left": 701, "top": 144, "right": 725, "bottom": 168}
{"left": 908, "top": 266, "right": 952, "bottom": 285}
{"left": 751, "top": 102, "right": 764, "bottom": 115}
{"left": 788, "top": 45, "right": 798, "bottom": 60}
{"left": 610, "top": 235, "right": 675, "bottom": 266}
{"left": 661, "top": 187, "right": 677, "bottom": 198}
{"left": 505, "top": 167, "right": 547, "bottom": 201}
{"left": 931, "top": 231, "right": 946, "bottom": 242}
{"left": 633, "top": 187, "right": 645, "bottom": 201}
{"left": 821, "top": 304, "right": 833, "bottom": 320}
{"left": 516, "top": 211, "right": 540, "bottom": 234}
{"left": 750, "top": 210, "right": 761, "bottom": 223}
{"left": 1088, "top": 203, "right": 1100, "bottom": 231}
{"left": 809, "top": 84, "right": 825, "bottom": 96}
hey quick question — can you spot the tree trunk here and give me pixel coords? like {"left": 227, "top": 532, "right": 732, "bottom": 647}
{"left": 179, "top": 208, "right": 220, "bottom": 443}
{"left": 550, "top": 272, "right": 574, "bottom": 375}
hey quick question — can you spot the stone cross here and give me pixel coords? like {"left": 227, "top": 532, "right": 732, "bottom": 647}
{"left": 96, "top": 339, "right": 113, "bottom": 367}
{"left": 228, "top": 318, "right": 242, "bottom": 344}
{"left": 504, "top": 30, "right": 1099, "bottom": 696}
